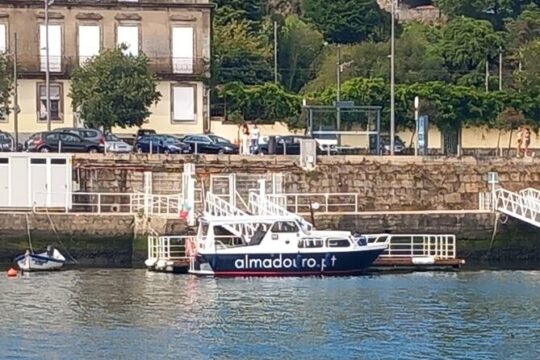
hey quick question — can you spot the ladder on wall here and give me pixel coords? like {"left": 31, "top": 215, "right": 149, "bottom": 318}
{"left": 494, "top": 188, "right": 540, "bottom": 228}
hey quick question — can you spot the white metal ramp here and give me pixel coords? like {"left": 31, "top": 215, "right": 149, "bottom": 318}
{"left": 205, "top": 192, "right": 258, "bottom": 238}
{"left": 495, "top": 188, "right": 540, "bottom": 228}
{"left": 249, "top": 192, "right": 313, "bottom": 231}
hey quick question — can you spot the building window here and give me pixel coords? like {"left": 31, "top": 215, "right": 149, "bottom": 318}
{"left": 117, "top": 25, "right": 139, "bottom": 56}
{"left": 39, "top": 24, "right": 62, "bottom": 72}
{"left": 78, "top": 25, "right": 100, "bottom": 65}
{"left": 172, "top": 26, "right": 194, "bottom": 74}
{"left": 0, "top": 24, "right": 6, "bottom": 53}
{"left": 172, "top": 85, "right": 196, "bottom": 122}
{"left": 37, "top": 83, "right": 63, "bottom": 121}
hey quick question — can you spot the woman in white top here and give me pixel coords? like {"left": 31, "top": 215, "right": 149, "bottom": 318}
{"left": 241, "top": 123, "right": 250, "bottom": 155}
{"left": 251, "top": 124, "right": 260, "bottom": 154}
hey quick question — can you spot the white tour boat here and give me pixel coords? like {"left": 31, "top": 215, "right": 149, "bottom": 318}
{"left": 189, "top": 214, "right": 389, "bottom": 276}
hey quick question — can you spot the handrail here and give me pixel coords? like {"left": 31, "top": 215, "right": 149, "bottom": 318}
{"left": 495, "top": 188, "right": 540, "bottom": 227}
{"left": 249, "top": 192, "right": 313, "bottom": 231}
{"left": 205, "top": 192, "right": 258, "bottom": 238}
{"left": 368, "top": 234, "right": 457, "bottom": 259}
{"left": 520, "top": 187, "right": 540, "bottom": 201}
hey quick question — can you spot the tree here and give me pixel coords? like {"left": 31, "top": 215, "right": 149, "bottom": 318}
{"left": 0, "top": 53, "right": 12, "bottom": 120}
{"left": 214, "top": 20, "right": 273, "bottom": 85}
{"left": 302, "top": 0, "right": 390, "bottom": 44}
{"left": 214, "top": 0, "right": 266, "bottom": 26}
{"left": 69, "top": 47, "right": 161, "bottom": 129}
{"left": 435, "top": 17, "right": 505, "bottom": 87}
{"left": 278, "top": 16, "right": 324, "bottom": 92}
{"left": 434, "top": 0, "right": 527, "bottom": 29}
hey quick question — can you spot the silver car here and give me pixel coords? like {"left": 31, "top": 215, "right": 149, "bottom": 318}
{"left": 105, "top": 133, "right": 133, "bottom": 153}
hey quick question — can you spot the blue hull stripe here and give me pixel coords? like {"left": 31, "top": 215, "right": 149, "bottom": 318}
{"left": 15, "top": 254, "right": 65, "bottom": 264}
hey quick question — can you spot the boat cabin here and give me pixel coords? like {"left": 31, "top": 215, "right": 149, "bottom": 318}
{"left": 197, "top": 215, "right": 360, "bottom": 253}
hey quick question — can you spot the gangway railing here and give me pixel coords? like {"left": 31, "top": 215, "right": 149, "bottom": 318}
{"left": 369, "top": 234, "right": 457, "bottom": 259}
{"left": 205, "top": 192, "right": 258, "bottom": 238}
{"left": 519, "top": 188, "right": 540, "bottom": 201}
{"left": 147, "top": 235, "right": 189, "bottom": 261}
{"left": 495, "top": 188, "right": 540, "bottom": 228}
{"left": 249, "top": 192, "right": 313, "bottom": 231}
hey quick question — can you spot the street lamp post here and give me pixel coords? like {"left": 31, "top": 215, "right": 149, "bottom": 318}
{"left": 45, "top": 0, "right": 54, "bottom": 131}
{"left": 336, "top": 44, "right": 341, "bottom": 132}
{"left": 414, "top": 96, "right": 419, "bottom": 156}
{"left": 390, "top": 0, "right": 396, "bottom": 156}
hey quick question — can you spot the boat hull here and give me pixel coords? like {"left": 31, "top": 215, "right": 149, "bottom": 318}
{"left": 196, "top": 248, "right": 385, "bottom": 276}
{"left": 16, "top": 254, "right": 65, "bottom": 272}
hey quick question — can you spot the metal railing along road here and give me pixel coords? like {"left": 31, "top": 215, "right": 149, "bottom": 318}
{"left": 265, "top": 192, "right": 361, "bottom": 214}
{"left": 369, "top": 234, "right": 457, "bottom": 259}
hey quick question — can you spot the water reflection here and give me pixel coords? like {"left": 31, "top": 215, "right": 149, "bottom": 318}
{"left": 0, "top": 270, "right": 539, "bottom": 359}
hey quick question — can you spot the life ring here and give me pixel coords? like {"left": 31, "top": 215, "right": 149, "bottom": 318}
{"left": 110, "top": 204, "right": 120, "bottom": 213}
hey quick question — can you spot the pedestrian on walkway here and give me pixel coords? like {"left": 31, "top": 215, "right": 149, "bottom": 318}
{"left": 524, "top": 126, "right": 532, "bottom": 157}
{"left": 517, "top": 126, "right": 523, "bottom": 157}
{"left": 240, "top": 123, "right": 250, "bottom": 155}
{"left": 251, "top": 124, "right": 260, "bottom": 154}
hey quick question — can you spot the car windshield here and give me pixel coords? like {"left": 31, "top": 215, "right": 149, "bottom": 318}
{"left": 162, "top": 136, "right": 182, "bottom": 144}
{"left": 209, "top": 135, "right": 231, "bottom": 144}
{"left": 106, "top": 134, "right": 120, "bottom": 142}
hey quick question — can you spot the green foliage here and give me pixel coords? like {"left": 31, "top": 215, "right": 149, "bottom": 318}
{"left": 436, "top": 17, "right": 505, "bottom": 86}
{"left": 217, "top": 82, "right": 302, "bottom": 123}
{"left": 302, "top": 0, "right": 390, "bottom": 44}
{"left": 214, "top": 0, "right": 266, "bottom": 26}
{"left": 0, "top": 53, "right": 12, "bottom": 120}
{"left": 435, "top": 0, "right": 526, "bottom": 29}
{"left": 278, "top": 16, "right": 324, "bottom": 92}
{"left": 214, "top": 20, "right": 273, "bottom": 85}
{"left": 69, "top": 48, "right": 161, "bottom": 130}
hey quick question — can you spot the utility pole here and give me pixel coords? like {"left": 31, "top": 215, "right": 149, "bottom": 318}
{"left": 390, "top": 0, "right": 396, "bottom": 156}
{"left": 499, "top": 47, "right": 503, "bottom": 91}
{"left": 13, "top": 33, "right": 18, "bottom": 148}
{"left": 485, "top": 59, "right": 489, "bottom": 92}
{"left": 274, "top": 21, "right": 278, "bottom": 84}
{"left": 45, "top": 0, "right": 52, "bottom": 131}
{"left": 336, "top": 44, "right": 341, "bottom": 132}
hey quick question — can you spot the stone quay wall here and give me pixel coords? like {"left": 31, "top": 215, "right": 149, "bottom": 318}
{"left": 73, "top": 154, "right": 540, "bottom": 212}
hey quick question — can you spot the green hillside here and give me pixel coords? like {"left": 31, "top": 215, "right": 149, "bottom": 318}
{"left": 212, "top": 0, "right": 540, "bottom": 132}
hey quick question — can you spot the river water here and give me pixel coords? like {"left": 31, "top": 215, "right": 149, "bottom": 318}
{"left": 1, "top": 270, "right": 539, "bottom": 360}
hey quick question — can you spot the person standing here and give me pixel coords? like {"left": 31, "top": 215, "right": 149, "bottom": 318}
{"left": 517, "top": 126, "right": 523, "bottom": 157}
{"left": 241, "top": 123, "right": 250, "bottom": 155}
{"left": 251, "top": 124, "right": 260, "bottom": 154}
{"left": 524, "top": 126, "right": 532, "bottom": 157}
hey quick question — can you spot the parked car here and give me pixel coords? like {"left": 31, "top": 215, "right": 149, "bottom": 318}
{"left": 375, "top": 135, "right": 407, "bottom": 155}
{"left": 135, "top": 134, "right": 191, "bottom": 154}
{"left": 257, "top": 135, "right": 335, "bottom": 155}
{"left": 312, "top": 133, "right": 339, "bottom": 155}
{"left": 0, "top": 131, "right": 23, "bottom": 152}
{"left": 136, "top": 129, "right": 156, "bottom": 138}
{"left": 181, "top": 134, "right": 238, "bottom": 154}
{"left": 104, "top": 133, "right": 133, "bottom": 153}
{"left": 56, "top": 127, "right": 105, "bottom": 149}
{"left": 26, "top": 131, "right": 102, "bottom": 153}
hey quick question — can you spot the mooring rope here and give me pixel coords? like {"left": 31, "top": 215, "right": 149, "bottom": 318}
{"left": 488, "top": 212, "right": 500, "bottom": 253}
{"left": 24, "top": 213, "right": 34, "bottom": 253}
{"left": 45, "top": 210, "right": 79, "bottom": 264}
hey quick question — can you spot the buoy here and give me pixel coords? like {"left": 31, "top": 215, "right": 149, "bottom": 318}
{"left": 7, "top": 268, "right": 17, "bottom": 277}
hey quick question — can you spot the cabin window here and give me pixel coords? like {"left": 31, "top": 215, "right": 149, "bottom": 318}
{"left": 271, "top": 221, "right": 299, "bottom": 233}
{"left": 298, "top": 239, "right": 323, "bottom": 248}
{"left": 327, "top": 238, "right": 351, "bottom": 248}
{"left": 198, "top": 222, "right": 209, "bottom": 237}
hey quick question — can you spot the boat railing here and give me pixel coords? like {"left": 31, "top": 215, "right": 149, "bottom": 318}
{"left": 368, "top": 234, "right": 457, "bottom": 259}
{"left": 147, "top": 235, "right": 190, "bottom": 261}
{"left": 249, "top": 192, "right": 313, "bottom": 231}
{"left": 205, "top": 192, "right": 258, "bottom": 237}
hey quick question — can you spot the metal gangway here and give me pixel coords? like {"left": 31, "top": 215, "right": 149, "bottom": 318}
{"left": 494, "top": 188, "right": 540, "bottom": 228}
{"left": 205, "top": 192, "right": 258, "bottom": 238}
{"left": 249, "top": 192, "right": 313, "bottom": 231}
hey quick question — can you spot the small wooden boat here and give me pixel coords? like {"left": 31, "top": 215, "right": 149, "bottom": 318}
{"left": 15, "top": 246, "right": 66, "bottom": 272}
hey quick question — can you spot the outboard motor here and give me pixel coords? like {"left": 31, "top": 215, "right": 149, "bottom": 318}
{"left": 46, "top": 245, "right": 54, "bottom": 257}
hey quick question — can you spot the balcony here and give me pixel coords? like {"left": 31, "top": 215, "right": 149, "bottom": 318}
{"left": 16, "top": 55, "right": 209, "bottom": 79}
